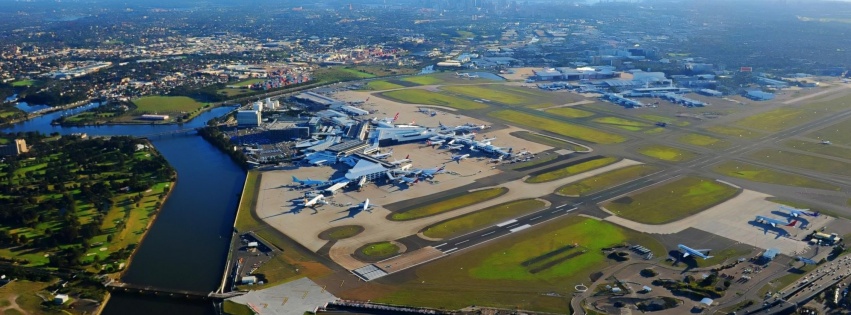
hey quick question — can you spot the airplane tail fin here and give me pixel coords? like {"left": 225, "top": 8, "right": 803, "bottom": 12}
{"left": 786, "top": 220, "right": 798, "bottom": 227}
{"left": 292, "top": 176, "right": 300, "bottom": 182}
{"left": 405, "top": 154, "right": 410, "bottom": 159}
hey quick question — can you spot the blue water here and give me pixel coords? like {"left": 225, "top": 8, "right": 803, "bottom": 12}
{"left": 14, "top": 102, "right": 51, "bottom": 113}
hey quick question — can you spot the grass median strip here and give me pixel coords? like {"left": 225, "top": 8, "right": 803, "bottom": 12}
{"left": 557, "top": 165, "right": 661, "bottom": 197}
{"left": 489, "top": 110, "right": 627, "bottom": 144}
{"left": 390, "top": 187, "right": 509, "bottom": 221}
{"left": 750, "top": 149, "right": 851, "bottom": 177}
{"left": 712, "top": 160, "right": 839, "bottom": 191}
{"left": 381, "top": 89, "right": 488, "bottom": 110}
{"left": 421, "top": 199, "right": 546, "bottom": 239}
{"left": 637, "top": 145, "right": 698, "bottom": 162}
{"left": 355, "top": 241, "right": 400, "bottom": 262}
{"left": 603, "top": 176, "right": 740, "bottom": 224}
{"left": 679, "top": 134, "right": 729, "bottom": 148}
{"left": 525, "top": 157, "right": 620, "bottom": 183}
{"left": 545, "top": 107, "right": 595, "bottom": 118}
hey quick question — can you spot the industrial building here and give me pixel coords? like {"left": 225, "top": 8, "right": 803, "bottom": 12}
{"left": 746, "top": 90, "right": 775, "bottom": 101}
{"left": 236, "top": 110, "right": 262, "bottom": 127}
{"left": 293, "top": 92, "right": 345, "bottom": 109}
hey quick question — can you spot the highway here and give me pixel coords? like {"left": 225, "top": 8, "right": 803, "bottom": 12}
{"left": 434, "top": 204, "right": 577, "bottom": 254}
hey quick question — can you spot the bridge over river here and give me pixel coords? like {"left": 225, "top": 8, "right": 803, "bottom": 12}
{"left": 105, "top": 280, "right": 244, "bottom": 300}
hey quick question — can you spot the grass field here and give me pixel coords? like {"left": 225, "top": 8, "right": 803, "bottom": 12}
{"left": 357, "top": 241, "right": 400, "bottom": 261}
{"left": 712, "top": 160, "right": 839, "bottom": 191}
{"left": 750, "top": 149, "right": 851, "bottom": 177}
{"left": 510, "top": 131, "right": 589, "bottom": 152}
{"left": 401, "top": 74, "right": 444, "bottom": 85}
{"left": 638, "top": 114, "right": 690, "bottom": 126}
{"left": 422, "top": 199, "right": 546, "bottom": 239}
{"left": 231, "top": 78, "right": 265, "bottom": 87}
{"left": 390, "top": 187, "right": 508, "bottom": 221}
{"left": 808, "top": 119, "right": 851, "bottom": 146}
{"left": 732, "top": 108, "right": 826, "bottom": 132}
{"left": 380, "top": 89, "right": 488, "bottom": 110}
{"left": 604, "top": 176, "right": 740, "bottom": 224}
{"left": 0, "top": 280, "right": 51, "bottom": 315}
{"left": 10, "top": 79, "right": 36, "bottom": 87}
{"left": 785, "top": 140, "right": 851, "bottom": 160}
{"left": 132, "top": 96, "right": 206, "bottom": 115}
{"left": 545, "top": 107, "right": 595, "bottom": 118}
{"left": 223, "top": 300, "right": 255, "bottom": 315}
{"left": 365, "top": 80, "right": 405, "bottom": 91}
{"left": 557, "top": 165, "right": 661, "bottom": 197}
{"left": 525, "top": 157, "right": 620, "bottom": 183}
{"left": 441, "top": 85, "right": 557, "bottom": 107}
{"left": 489, "top": 110, "right": 627, "bottom": 144}
{"left": 234, "top": 172, "right": 332, "bottom": 289}
{"left": 679, "top": 134, "right": 730, "bottom": 148}
{"left": 318, "top": 225, "right": 364, "bottom": 240}
{"left": 592, "top": 117, "right": 652, "bottom": 131}
{"left": 509, "top": 154, "right": 559, "bottom": 170}
{"left": 314, "top": 67, "right": 377, "bottom": 83}
{"left": 369, "top": 216, "right": 665, "bottom": 312}
{"left": 636, "top": 145, "right": 698, "bottom": 162}
{"left": 706, "top": 125, "right": 764, "bottom": 139}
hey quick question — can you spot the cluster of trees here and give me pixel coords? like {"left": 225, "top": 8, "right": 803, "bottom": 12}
{"left": 0, "top": 134, "right": 173, "bottom": 269}
{"left": 198, "top": 127, "right": 248, "bottom": 169}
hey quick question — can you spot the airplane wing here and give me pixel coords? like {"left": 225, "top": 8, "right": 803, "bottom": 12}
{"left": 682, "top": 252, "right": 691, "bottom": 258}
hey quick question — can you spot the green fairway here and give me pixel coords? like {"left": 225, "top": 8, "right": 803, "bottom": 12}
{"left": 380, "top": 89, "right": 488, "bottom": 110}
{"left": 422, "top": 199, "right": 546, "bottom": 239}
{"left": 750, "top": 149, "right": 851, "bottom": 177}
{"left": 604, "top": 176, "right": 740, "bottom": 224}
{"left": 510, "top": 131, "right": 589, "bottom": 151}
{"left": 545, "top": 107, "right": 595, "bottom": 118}
{"left": 592, "top": 117, "right": 652, "bottom": 131}
{"left": 679, "top": 134, "right": 729, "bottom": 148}
{"left": 10, "top": 79, "right": 36, "bottom": 87}
{"left": 525, "top": 157, "right": 620, "bottom": 183}
{"left": 706, "top": 125, "right": 764, "bottom": 139}
{"left": 732, "top": 108, "right": 825, "bottom": 132}
{"left": 356, "top": 241, "right": 400, "bottom": 261}
{"left": 637, "top": 145, "right": 698, "bottom": 162}
{"left": 638, "top": 114, "right": 690, "bottom": 126}
{"left": 373, "top": 216, "right": 665, "bottom": 313}
{"left": 365, "top": 80, "right": 405, "bottom": 90}
{"left": 713, "top": 160, "right": 840, "bottom": 191}
{"left": 390, "top": 187, "right": 508, "bottom": 221}
{"left": 557, "top": 165, "right": 661, "bottom": 197}
{"left": 401, "top": 75, "right": 444, "bottom": 85}
{"left": 318, "top": 225, "right": 364, "bottom": 240}
{"left": 489, "top": 110, "right": 627, "bottom": 144}
{"left": 132, "top": 96, "right": 206, "bottom": 114}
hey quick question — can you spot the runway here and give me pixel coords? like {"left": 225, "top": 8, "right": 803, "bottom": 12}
{"left": 434, "top": 203, "right": 577, "bottom": 254}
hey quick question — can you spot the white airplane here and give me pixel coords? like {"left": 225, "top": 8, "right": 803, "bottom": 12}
{"left": 416, "top": 165, "right": 446, "bottom": 178}
{"left": 447, "top": 144, "right": 465, "bottom": 151}
{"left": 779, "top": 205, "right": 818, "bottom": 218}
{"left": 426, "top": 139, "right": 445, "bottom": 147}
{"left": 480, "top": 137, "right": 497, "bottom": 143}
{"left": 303, "top": 195, "right": 327, "bottom": 208}
{"left": 756, "top": 215, "right": 798, "bottom": 228}
{"left": 399, "top": 176, "right": 419, "bottom": 185}
{"left": 390, "top": 155, "right": 411, "bottom": 165}
{"left": 450, "top": 154, "right": 470, "bottom": 163}
{"left": 678, "top": 244, "right": 713, "bottom": 260}
{"left": 359, "top": 198, "right": 375, "bottom": 212}
{"left": 371, "top": 149, "right": 393, "bottom": 160}
{"left": 292, "top": 176, "right": 325, "bottom": 187}
{"left": 821, "top": 140, "right": 832, "bottom": 145}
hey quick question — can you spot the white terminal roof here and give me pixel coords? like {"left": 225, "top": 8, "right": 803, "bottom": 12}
{"left": 345, "top": 159, "right": 387, "bottom": 180}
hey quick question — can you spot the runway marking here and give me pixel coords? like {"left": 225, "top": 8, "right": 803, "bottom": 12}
{"left": 591, "top": 196, "right": 602, "bottom": 201}
{"left": 496, "top": 219, "right": 517, "bottom": 227}
{"left": 482, "top": 231, "right": 495, "bottom": 237}
{"left": 443, "top": 247, "right": 458, "bottom": 254}
{"left": 510, "top": 224, "right": 531, "bottom": 233}
{"left": 530, "top": 215, "right": 542, "bottom": 221}
{"left": 455, "top": 240, "right": 469, "bottom": 245}
{"left": 435, "top": 243, "right": 446, "bottom": 247}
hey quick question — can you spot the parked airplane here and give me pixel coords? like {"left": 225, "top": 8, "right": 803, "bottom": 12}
{"left": 450, "top": 154, "right": 470, "bottom": 163}
{"left": 371, "top": 149, "right": 393, "bottom": 160}
{"left": 779, "top": 205, "right": 818, "bottom": 218}
{"left": 303, "top": 195, "right": 327, "bottom": 208}
{"left": 292, "top": 176, "right": 325, "bottom": 187}
{"left": 756, "top": 215, "right": 798, "bottom": 228}
{"left": 796, "top": 256, "right": 818, "bottom": 265}
{"left": 678, "top": 244, "right": 713, "bottom": 260}
{"left": 359, "top": 198, "right": 375, "bottom": 213}
{"left": 447, "top": 144, "right": 465, "bottom": 151}
{"left": 821, "top": 140, "right": 832, "bottom": 145}
{"left": 426, "top": 139, "right": 445, "bottom": 147}
{"left": 399, "top": 176, "right": 419, "bottom": 185}
{"left": 417, "top": 166, "right": 446, "bottom": 178}
{"left": 390, "top": 155, "right": 411, "bottom": 165}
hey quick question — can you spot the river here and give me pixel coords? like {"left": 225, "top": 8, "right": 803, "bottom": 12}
{"left": 3, "top": 105, "right": 245, "bottom": 315}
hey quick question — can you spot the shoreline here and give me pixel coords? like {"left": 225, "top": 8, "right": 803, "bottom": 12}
{"left": 53, "top": 103, "right": 237, "bottom": 127}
